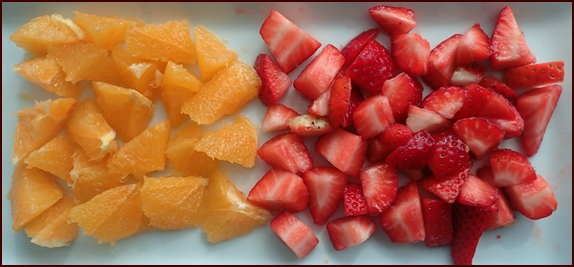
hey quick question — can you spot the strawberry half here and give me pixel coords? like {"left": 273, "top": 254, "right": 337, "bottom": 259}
{"left": 359, "top": 162, "right": 399, "bottom": 216}
{"left": 379, "top": 181, "right": 425, "bottom": 243}
{"left": 428, "top": 128, "right": 472, "bottom": 180}
{"left": 476, "top": 166, "right": 516, "bottom": 230}
{"left": 456, "top": 23, "right": 491, "bottom": 65}
{"left": 343, "top": 183, "right": 368, "bottom": 216}
{"left": 405, "top": 106, "right": 451, "bottom": 134}
{"left": 301, "top": 166, "right": 347, "bottom": 225}
{"left": 489, "top": 148, "right": 536, "bottom": 187}
{"left": 257, "top": 132, "right": 313, "bottom": 174}
{"left": 391, "top": 33, "right": 430, "bottom": 76}
{"left": 420, "top": 86, "right": 467, "bottom": 119}
{"left": 457, "top": 174, "right": 500, "bottom": 211}
{"left": 345, "top": 39, "right": 396, "bottom": 95}
{"left": 489, "top": 6, "right": 536, "bottom": 70}
{"left": 254, "top": 53, "right": 292, "bottom": 106}
{"left": 452, "top": 117, "right": 505, "bottom": 159}
{"left": 375, "top": 123, "right": 414, "bottom": 161}
{"left": 381, "top": 72, "right": 424, "bottom": 123}
{"left": 450, "top": 63, "right": 486, "bottom": 87}
{"left": 262, "top": 103, "right": 299, "bottom": 132}
{"left": 504, "top": 174, "right": 558, "bottom": 220}
{"left": 479, "top": 75, "right": 518, "bottom": 100}
{"left": 289, "top": 114, "right": 334, "bottom": 137}
{"left": 386, "top": 130, "right": 435, "bottom": 170}
{"left": 421, "top": 198, "right": 453, "bottom": 247}
{"left": 423, "top": 34, "right": 461, "bottom": 89}
{"left": 326, "top": 215, "right": 377, "bottom": 251}
{"left": 340, "top": 28, "right": 380, "bottom": 72}
{"left": 315, "top": 128, "right": 368, "bottom": 177}
{"left": 505, "top": 61, "right": 565, "bottom": 89}
{"left": 368, "top": 5, "right": 416, "bottom": 35}
{"left": 352, "top": 95, "right": 395, "bottom": 139}
{"left": 451, "top": 203, "right": 489, "bottom": 265}
{"left": 294, "top": 44, "right": 345, "bottom": 100}
{"left": 247, "top": 169, "right": 309, "bottom": 212}
{"left": 270, "top": 211, "right": 319, "bottom": 259}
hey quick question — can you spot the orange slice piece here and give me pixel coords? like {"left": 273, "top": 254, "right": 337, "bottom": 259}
{"left": 166, "top": 122, "right": 218, "bottom": 177}
{"left": 72, "top": 11, "right": 144, "bottom": 50}
{"left": 24, "top": 196, "right": 78, "bottom": 248}
{"left": 194, "top": 25, "right": 237, "bottom": 82}
{"left": 23, "top": 135, "right": 74, "bottom": 185}
{"left": 159, "top": 61, "right": 202, "bottom": 127}
{"left": 13, "top": 56, "right": 83, "bottom": 98}
{"left": 110, "top": 44, "right": 163, "bottom": 100}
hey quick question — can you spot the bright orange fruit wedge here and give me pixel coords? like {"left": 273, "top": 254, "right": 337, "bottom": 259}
{"left": 194, "top": 25, "right": 237, "bottom": 82}
{"left": 24, "top": 196, "right": 78, "bottom": 248}
{"left": 13, "top": 56, "right": 83, "bottom": 98}
{"left": 23, "top": 135, "right": 74, "bottom": 185}
{"left": 72, "top": 11, "right": 144, "bottom": 50}
{"left": 110, "top": 44, "right": 163, "bottom": 101}
{"left": 159, "top": 60, "right": 202, "bottom": 127}
{"left": 166, "top": 122, "right": 218, "bottom": 177}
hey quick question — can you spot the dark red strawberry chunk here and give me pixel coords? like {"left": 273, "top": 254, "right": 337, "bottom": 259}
{"left": 452, "top": 84, "right": 491, "bottom": 121}
{"left": 420, "top": 86, "right": 467, "bottom": 119}
{"left": 294, "top": 44, "right": 345, "bottom": 100}
{"left": 450, "top": 63, "right": 486, "bottom": 87}
{"left": 257, "top": 132, "right": 313, "bottom": 174}
{"left": 315, "top": 128, "right": 367, "bottom": 177}
{"left": 505, "top": 61, "right": 565, "bottom": 89}
{"left": 452, "top": 117, "right": 505, "bottom": 159}
{"left": 270, "top": 211, "right": 319, "bottom": 259}
{"left": 340, "top": 28, "right": 380, "bottom": 72}
{"left": 247, "top": 169, "right": 309, "bottom": 212}
{"left": 451, "top": 203, "right": 489, "bottom": 265}
{"left": 343, "top": 183, "right": 368, "bottom": 216}
{"left": 391, "top": 33, "right": 430, "bottom": 76}
{"left": 262, "top": 103, "right": 299, "bottom": 132}
{"left": 329, "top": 75, "right": 353, "bottom": 128}
{"left": 345, "top": 40, "right": 396, "bottom": 95}
{"left": 489, "top": 148, "right": 536, "bottom": 187}
{"left": 379, "top": 181, "right": 425, "bottom": 243}
{"left": 375, "top": 123, "right": 414, "bottom": 161}
{"left": 352, "top": 95, "right": 395, "bottom": 139}
{"left": 489, "top": 6, "right": 536, "bottom": 70}
{"left": 326, "top": 215, "right": 377, "bottom": 251}
{"left": 504, "top": 174, "right": 558, "bottom": 220}
{"left": 366, "top": 136, "right": 386, "bottom": 163}
{"left": 301, "top": 166, "right": 347, "bottom": 225}
{"left": 386, "top": 130, "right": 435, "bottom": 170}
{"left": 479, "top": 75, "right": 518, "bottom": 100}
{"left": 381, "top": 72, "right": 424, "bottom": 123}
{"left": 457, "top": 174, "right": 500, "bottom": 211}
{"left": 254, "top": 53, "right": 292, "bottom": 106}
{"left": 359, "top": 162, "right": 399, "bottom": 216}
{"left": 405, "top": 106, "right": 451, "bottom": 134}
{"left": 428, "top": 128, "right": 472, "bottom": 180}
{"left": 419, "top": 166, "right": 471, "bottom": 204}
{"left": 456, "top": 23, "right": 491, "bottom": 65}
{"left": 423, "top": 34, "right": 461, "bottom": 89}
{"left": 421, "top": 198, "right": 453, "bottom": 247}
{"left": 368, "top": 5, "right": 416, "bottom": 35}
{"left": 288, "top": 114, "right": 334, "bottom": 137}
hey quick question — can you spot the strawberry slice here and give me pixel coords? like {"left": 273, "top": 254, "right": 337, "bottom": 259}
{"left": 247, "top": 169, "right": 309, "bottom": 213}
{"left": 505, "top": 61, "right": 565, "bottom": 89}
{"left": 489, "top": 148, "right": 536, "bottom": 187}
{"left": 345, "top": 40, "right": 396, "bottom": 95}
{"left": 449, "top": 63, "right": 486, "bottom": 87}
{"left": 352, "top": 95, "right": 395, "bottom": 139}
{"left": 301, "top": 166, "right": 347, "bottom": 225}
{"left": 457, "top": 174, "right": 500, "bottom": 211}
{"left": 489, "top": 6, "right": 536, "bottom": 70}
{"left": 259, "top": 10, "right": 322, "bottom": 74}
{"left": 476, "top": 166, "right": 516, "bottom": 230}
{"left": 294, "top": 44, "right": 345, "bottom": 100}
{"left": 270, "top": 211, "right": 319, "bottom": 259}
{"left": 262, "top": 103, "right": 299, "bottom": 132}
{"left": 328, "top": 75, "right": 353, "bottom": 128}
{"left": 452, "top": 84, "right": 491, "bottom": 121}
{"left": 308, "top": 88, "right": 330, "bottom": 116}
{"left": 420, "top": 86, "right": 467, "bottom": 119}
{"left": 515, "top": 84, "right": 562, "bottom": 156}
{"left": 366, "top": 136, "right": 385, "bottom": 163}
{"left": 368, "top": 5, "right": 416, "bottom": 35}
{"left": 340, "top": 28, "right": 380, "bottom": 72}
{"left": 476, "top": 88, "right": 524, "bottom": 138}
{"left": 288, "top": 114, "right": 334, "bottom": 137}
{"left": 375, "top": 123, "right": 414, "bottom": 161}
{"left": 405, "top": 106, "right": 451, "bottom": 134}
{"left": 343, "top": 183, "right": 368, "bottom": 216}
{"left": 381, "top": 72, "right": 424, "bottom": 123}
{"left": 421, "top": 199, "right": 453, "bottom": 247}
{"left": 391, "top": 33, "right": 430, "bottom": 76}
{"left": 379, "top": 181, "right": 425, "bottom": 243}
{"left": 359, "top": 162, "right": 399, "bottom": 216}
{"left": 419, "top": 166, "right": 471, "bottom": 204}
{"left": 452, "top": 117, "right": 505, "bottom": 159}
{"left": 315, "top": 128, "right": 368, "bottom": 177}
{"left": 456, "top": 23, "right": 491, "bottom": 65}
{"left": 423, "top": 34, "right": 462, "bottom": 89}
{"left": 386, "top": 130, "right": 435, "bottom": 170}
{"left": 504, "top": 174, "right": 558, "bottom": 220}
{"left": 254, "top": 53, "right": 292, "bottom": 106}
{"left": 428, "top": 128, "right": 472, "bottom": 180}
{"left": 451, "top": 203, "right": 489, "bottom": 265}
{"left": 326, "top": 215, "right": 377, "bottom": 251}
{"left": 479, "top": 75, "right": 518, "bottom": 100}
{"left": 257, "top": 132, "right": 313, "bottom": 174}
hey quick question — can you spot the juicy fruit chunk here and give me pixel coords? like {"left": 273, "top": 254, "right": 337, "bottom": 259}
{"left": 315, "top": 128, "right": 367, "bottom": 177}
{"left": 489, "top": 148, "right": 536, "bottom": 187}
{"left": 159, "top": 60, "right": 202, "bottom": 127}
{"left": 301, "top": 166, "right": 347, "bottom": 225}
{"left": 505, "top": 61, "right": 565, "bottom": 89}
{"left": 288, "top": 114, "right": 334, "bottom": 137}
{"left": 352, "top": 95, "right": 395, "bottom": 139}
{"left": 254, "top": 54, "right": 292, "bottom": 106}
{"left": 257, "top": 132, "right": 313, "bottom": 174}
{"left": 457, "top": 175, "right": 500, "bottom": 209}
{"left": 72, "top": 11, "right": 144, "bottom": 50}
{"left": 391, "top": 33, "right": 430, "bottom": 76}
{"left": 451, "top": 203, "right": 489, "bottom": 265}
{"left": 343, "top": 184, "right": 368, "bottom": 216}
{"left": 479, "top": 75, "right": 518, "bottom": 100}
{"left": 340, "top": 28, "right": 380, "bottom": 72}
{"left": 423, "top": 34, "right": 461, "bottom": 89}
{"left": 456, "top": 23, "right": 491, "bottom": 65}
{"left": 368, "top": 5, "right": 416, "bottom": 35}
{"left": 326, "top": 215, "right": 377, "bottom": 251}
{"left": 379, "top": 181, "right": 425, "bottom": 243}
{"left": 195, "top": 25, "right": 238, "bottom": 81}
{"left": 386, "top": 130, "right": 435, "bottom": 170}
{"left": 345, "top": 40, "right": 396, "bottom": 95}
{"left": 294, "top": 44, "right": 345, "bottom": 100}
{"left": 13, "top": 56, "right": 83, "bottom": 98}
{"left": 270, "top": 211, "right": 319, "bottom": 259}
{"left": 381, "top": 72, "right": 424, "bottom": 123}
{"left": 373, "top": 123, "right": 414, "bottom": 161}
{"left": 359, "top": 162, "right": 399, "bottom": 216}
{"left": 450, "top": 62, "right": 487, "bottom": 86}
{"left": 328, "top": 75, "right": 354, "bottom": 128}
{"left": 247, "top": 169, "right": 309, "bottom": 212}
{"left": 504, "top": 175, "right": 558, "bottom": 220}
{"left": 10, "top": 14, "right": 84, "bottom": 54}
{"left": 405, "top": 105, "right": 451, "bottom": 134}
{"left": 70, "top": 147, "right": 124, "bottom": 203}
{"left": 23, "top": 135, "right": 74, "bottom": 185}
{"left": 427, "top": 129, "right": 472, "bottom": 180}
{"left": 261, "top": 103, "right": 299, "bottom": 132}
{"left": 452, "top": 117, "right": 505, "bottom": 159}
{"left": 110, "top": 44, "right": 163, "bottom": 101}
{"left": 421, "top": 199, "right": 453, "bottom": 247}
{"left": 420, "top": 86, "right": 466, "bottom": 120}
{"left": 477, "top": 87, "right": 525, "bottom": 138}
{"left": 476, "top": 166, "right": 516, "bottom": 230}
{"left": 489, "top": 6, "right": 536, "bottom": 70}
{"left": 165, "top": 122, "right": 218, "bottom": 178}
{"left": 24, "top": 196, "right": 78, "bottom": 248}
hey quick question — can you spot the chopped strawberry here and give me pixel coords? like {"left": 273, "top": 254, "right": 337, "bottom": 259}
{"left": 450, "top": 63, "right": 486, "bottom": 87}
{"left": 479, "top": 75, "right": 518, "bottom": 100}
{"left": 308, "top": 88, "right": 330, "bottom": 116}
{"left": 451, "top": 203, "right": 489, "bottom": 265}
{"left": 420, "top": 86, "right": 467, "bottom": 119}
{"left": 368, "top": 5, "right": 416, "bottom": 35}
{"left": 476, "top": 166, "right": 516, "bottom": 230}
{"left": 504, "top": 174, "right": 558, "bottom": 220}
{"left": 419, "top": 166, "right": 471, "bottom": 204}
{"left": 254, "top": 53, "right": 292, "bottom": 106}
{"left": 366, "top": 136, "right": 386, "bottom": 163}
{"left": 391, "top": 33, "right": 430, "bottom": 76}
{"left": 451, "top": 84, "right": 491, "bottom": 121}
{"left": 375, "top": 123, "right": 414, "bottom": 161}
{"left": 257, "top": 132, "right": 313, "bottom": 174}
{"left": 452, "top": 117, "right": 505, "bottom": 159}
{"left": 344, "top": 85, "right": 366, "bottom": 130}
{"left": 476, "top": 88, "right": 524, "bottom": 138}
{"left": 457, "top": 174, "right": 500, "bottom": 211}
{"left": 259, "top": 10, "right": 322, "bottom": 74}
{"left": 505, "top": 61, "right": 565, "bottom": 89}
{"left": 515, "top": 84, "right": 562, "bottom": 156}
{"left": 359, "top": 162, "right": 399, "bottom": 216}
{"left": 315, "top": 128, "right": 368, "bottom": 177}
{"left": 326, "top": 215, "right": 377, "bottom": 251}
{"left": 423, "top": 34, "right": 461, "bottom": 89}
{"left": 386, "top": 130, "right": 435, "bottom": 170}
{"left": 345, "top": 40, "right": 396, "bottom": 95}
{"left": 456, "top": 23, "right": 491, "bottom": 65}
{"left": 489, "top": 6, "right": 536, "bottom": 70}
{"left": 301, "top": 166, "right": 347, "bottom": 225}
{"left": 262, "top": 103, "right": 299, "bottom": 132}
{"left": 421, "top": 199, "right": 453, "bottom": 247}
{"left": 352, "top": 95, "right": 395, "bottom": 139}
{"left": 294, "top": 44, "right": 345, "bottom": 100}
{"left": 405, "top": 106, "right": 451, "bottom": 134}
{"left": 381, "top": 72, "right": 424, "bottom": 123}
{"left": 329, "top": 75, "right": 353, "bottom": 128}
{"left": 489, "top": 148, "right": 536, "bottom": 187}
{"left": 270, "top": 211, "right": 319, "bottom": 259}
{"left": 289, "top": 114, "right": 334, "bottom": 137}
{"left": 428, "top": 128, "right": 472, "bottom": 180}
{"left": 379, "top": 181, "right": 425, "bottom": 243}
{"left": 340, "top": 28, "right": 380, "bottom": 72}
{"left": 247, "top": 169, "right": 309, "bottom": 213}
{"left": 343, "top": 184, "right": 368, "bottom": 216}
{"left": 401, "top": 167, "right": 429, "bottom": 182}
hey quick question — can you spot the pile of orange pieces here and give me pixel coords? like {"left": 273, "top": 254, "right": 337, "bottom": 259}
{"left": 9, "top": 11, "right": 271, "bottom": 247}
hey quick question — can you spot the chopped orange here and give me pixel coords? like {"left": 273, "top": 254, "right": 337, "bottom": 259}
{"left": 23, "top": 135, "right": 74, "bottom": 185}
{"left": 199, "top": 169, "right": 271, "bottom": 243}
{"left": 110, "top": 44, "right": 163, "bottom": 100}
{"left": 194, "top": 116, "right": 258, "bottom": 168}
{"left": 66, "top": 99, "right": 119, "bottom": 161}
{"left": 194, "top": 25, "right": 237, "bottom": 82}
{"left": 72, "top": 11, "right": 145, "bottom": 50}
{"left": 166, "top": 122, "right": 218, "bottom": 177}
{"left": 125, "top": 20, "right": 196, "bottom": 64}
{"left": 92, "top": 81, "right": 153, "bottom": 142}
{"left": 107, "top": 120, "right": 170, "bottom": 178}
{"left": 24, "top": 196, "right": 78, "bottom": 248}
{"left": 10, "top": 14, "right": 85, "bottom": 55}
{"left": 134, "top": 213, "right": 154, "bottom": 234}
{"left": 13, "top": 56, "right": 83, "bottom": 98}
{"left": 68, "top": 183, "right": 144, "bottom": 244}
{"left": 140, "top": 176, "right": 208, "bottom": 230}
{"left": 159, "top": 61, "right": 202, "bottom": 127}
{"left": 10, "top": 164, "right": 65, "bottom": 232}
{"left": 181, "top": 60, "right": 261, "bottom": 125}
{"left": 13, "top": 98, "right": 76, "bottom": 164}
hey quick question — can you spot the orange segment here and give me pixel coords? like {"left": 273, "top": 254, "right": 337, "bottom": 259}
{"left": 23, "top": 135, "right": 74, "bottom": 185}
{"left": 66, "top": 99, "right": 119, "bottom": 161}
{"left": 166, "top": 122, "right": 218, "bottom": 177}
{"left": 110, "top": 44, "right": 163, "bottom": 100}
{"left": 24, "top": 196, "right": 78, "bottom": 248}
{"left": 92, "top": 81, "right": 153, "bottom": 142}
{"left": 10, "top": 164, "right": 65, "bottom": 231}
{"left": 181, "top": 60, "right": 261, "bottom": 125}
{"left": 160, "top": 61, "right": 202, "bottom": 127}
{"left": 199, "top": 169, "right": 271, "bottom": 243}
{"left": 194, "top": 25, "right": 238, "bottom": 82}
{"left": 107, "top": 120, "right": 170, "bottom": 178}
{"left": 140, "top": 176, "right": 208, "bottom": 230}
{"left": 12, "top": 98, "right": 77, "bottom": 164}
{"left": 194, "top": 116, "right": 258, "bottom": 168}
{"left": 125, "top": 20, "right": 196, "bottom": 64}
{"left": 13, "top": 56, "right": 83, "bottom": 98}
{"left": 72, "top": 11, "right": 145, "bottom": 50}
{"left": 68, "top": 183, "right": 144, "bottom": 244}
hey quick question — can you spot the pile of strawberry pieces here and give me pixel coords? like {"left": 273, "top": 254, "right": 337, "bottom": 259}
{"left": 251, "top": 4, "right": 564, "bottom": 264}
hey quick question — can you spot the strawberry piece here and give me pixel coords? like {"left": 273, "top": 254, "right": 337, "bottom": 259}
{"left": 452, "top": 84, "right": 491, "bottom": 121}
{"left": 352, "top": 95, "right": 395, "bottom": 139}
{"left": 326, "top": 215, "right": 377, "bottom": 251}
{"left": 381, "top": 72, "right": 424, "bottom": 123}
{"left": 505, "top": 61, "right": 565, "bottom": 89}
{"left": 505, "top": 174, "right": 557, "bottom": 220}
{"left": 368, "top": 5, "right": 416, "bottom": 35}
{"left": 294, "top": 44, "right": 345, "bottom": 100}
{"left": 479, "top": 75, "right": 518, "bottom": 100}
{"left": 421, "top": 199, "right": 453, "bottom": 247}
{"left": 257, "top": 132, "right": 313, "bottom": 174}
{"left": 428, "top": 128, "right": 472, "bottom": 180}
{"left": 315, "top": 128, "right": 368, "bottom": 177}
{"left": 456, "top": 23, "right": 491, "bottom": 65}
{"left": 489, "top": 6, "right": 536, "bottom": 70}
{"left": 515, "top": 84, "right": 562, "bottom": 157}
{"left": 375, "top": 123, "right": 414, "bottom": 161}
{"left": 340, "top": 28, "right": 380, "bottom": 72}
{"left": 476, "top": 166, "right": 516, "bottom": 230}
{"left": 247, "top": 169, "right": 309, "bottom": 212}
{"left": 270, "top": 211, "right": 319, "bottom": 259}
{"left": 343, "top": 183, "right": 368, "bottom": 216}
{"left": 359, "top": 162, "right": 399, "bottom": 216}
{"left": 458, "top": 174, "right": 500, "bottom": 211}
{"left": 386, "top": 130, "right": 435, "bottom": 170}
{"left": 451, "top": 203, "right": 489, "bottom": 265}
{"left": 452, "top": 117, "right": 505, "bottom": 159}
{"left": 423, "top": 34, "right": 462, "bottom": 89}
{"left": 420, "top": 86, "right": 467, "bottom": 119}
{"left": 301, "top": 166, "right": 347, "bottom": 225}
{"left": 379, "top": 181, "right": 425, "bottom": 243}
{"left": 254, "top": 53, "right": 292, "bottom": 106}
{"left": 366, "top": 136, "right": 386, "bottom": 163}
{"left": 477, "top": 88, "right": 524, "bottom": 138}
{"left": 419, "top": 166, "right": 471, "bottom": 204}
{"left": 489, "top": 148, "right": 536, "bottom": 187}
{"left": 328, "top": 76, "right": 353, "bottom": 128}
{"left": 262, "top": 103, "right": 299, "bottom": 132}
{"left": 344, "top": 85, "right": 366, "bottom": 130}
{"left": 405, "top": 106, "right": 451, "bottom": 134}
{"left": 401, "top": 168, "right": 429, "bottom": 182}
{"left": 259, "top": 10, "right": 321, "bottom": 74}
{"left": 345, "top": 40, "right": 396, "bottom": 95}
{"left": 288, "top": 114, "right": 334, "bottom": 137}
{"left": 450, "top": 63, "right": 486, "bottom": 87}
{"left": 391, "top": 33, "right": 430, "bottom": 76}
{"left": 308, "top": 88, "right": 330, "bottom": 116}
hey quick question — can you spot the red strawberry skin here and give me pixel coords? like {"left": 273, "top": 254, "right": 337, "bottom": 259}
{"left": 329, "top": 75, "right": 353, "bottom": 128}
{"left": 247, "top": 169, "right": 309, "bottom": 213}
{"left": 420, "top": 86, "right": 467, "bottom": 120}
{"left": 359, "top": 162, "right": 399, "bottom": 216}
{"left": 315, "top": 128, "right": 368, "bottom": 178}
{"left": 288, "top": 114, "right": 334, "bottom": 137}
{"left": 479, "top": 75, "right": 518, "bottom": 100}
{"left": 489, "top": 6, "right": 536, "bottom": 70}
{"left": 340, "top": 28, "right": 380, "bottom": 72}
{"left": 456, "top": 23, "right": 491, "bottom": 65}
{"left": 452, "top": 84, "right": 491, "bottom": 121}
{"left": 391, "top": 33, "right": 430, "bottom": 76}
{"left": 376, "top": 123, "right": 414, "bottom": 161}
{"left": 352, "top": 95, "right": 395, "bottom": 139}
{"left": 423, "top": 34, "right": 462, "bottom": 89}
{"left": 301, "top": 166, "right": 347, "bottom": 225}
{"left": 457, "top": 174, "right": 500, "bottom": 210}
{"left": 428, "top": 128, "right": 472, "bottom": 180}
{"left": 504, "top": 174, "right": 558, "bottom": 220}
{"left": 489, "top": 148, "right": 536, "bottom": 187}
{"left": 326, "top": 215, "right": 377, "bottom": 251}
{"left": 262, "top": 103, "right": 299, "bottom": 133}
{"left": 419, "top": 166, "right": 471, "bottom": 204}
{"left": 452, "top": 117, "right": 505, "bottom": 159}
{"left": 381, "top": 72, "right": 424, "bottom": 123}
{"left": 504, "top": 61, "right": 565, "bottom": 89}
{"left": 476, "top": 166, "right": 516, "bottom": 230}
{"left": 343, "top": 183, "right": 368, "bottom": 216}
{"left": 345, "top": 40, "right": 396, "bottom": 95}
{"left": 451, "top": 203, "right": 489, "bottom": 265}
{"left": 254, "top": 53, "right": 292, "bottom": 106}
{"left": 368, "top": 5, "right": 416, "bottom": 35}
{"left": 257, "top": 132, "right": 313, "bottom": 174}
{"left": 294, "top": 44, "right": 345, "bottom": 100}
{"left": 421, "top": 198, "right": 453, "bottom": 247}
{"left": 386, "top": 130, "right": 435, "bottom": 170}
{"left": 379, "top": 181, "right": 425, "bottom": 243}
{"left": 477, "top": 87, "right": 525, "bottom": 138}
{"left": 270, "top": 211, "right": 319, "bottom": 259}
